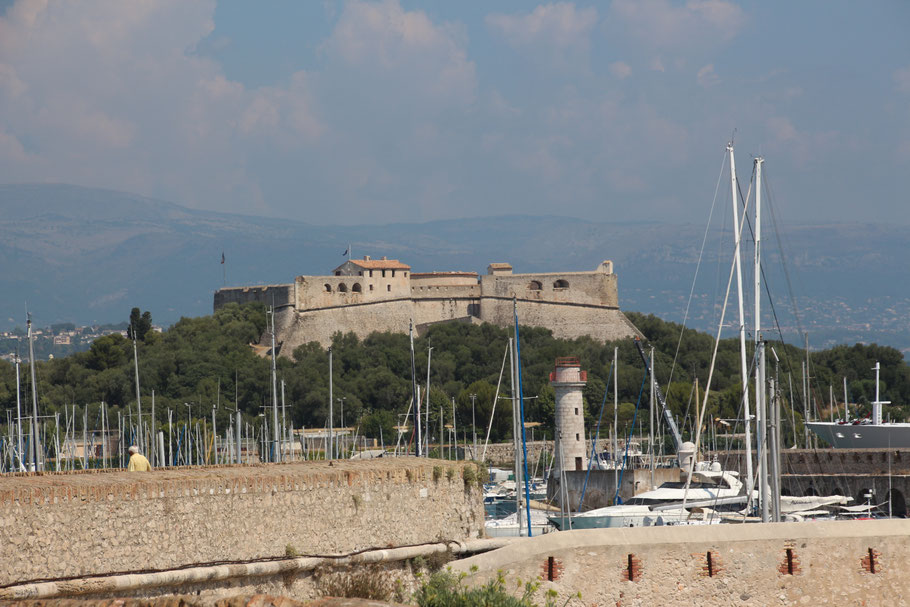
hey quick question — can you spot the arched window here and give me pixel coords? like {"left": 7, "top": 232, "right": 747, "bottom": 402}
{"left": 528, "top": 280, "right": 542, "bottom": 291}
{"left": 324, "top": 284, "right": 333, "bottom": 293}
{"left": 553, "top": 279, "right": 569, "bottom": 289}
{"left": 338, "top": 283, "right": 348, "bottom": 293}
{"left": 352, "top": 283, "right": 362, "bottom": 293}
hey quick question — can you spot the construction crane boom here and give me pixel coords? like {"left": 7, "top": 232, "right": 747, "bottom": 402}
{"left": 634, "top": 337, "right": 682, "bottom": 452}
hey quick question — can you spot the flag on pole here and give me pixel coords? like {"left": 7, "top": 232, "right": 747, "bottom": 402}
{"left": 342, "top": 247, "right": 348, "bottom": 256}
{"left": 221, "top": 252, "right": 225, "bottom": 264}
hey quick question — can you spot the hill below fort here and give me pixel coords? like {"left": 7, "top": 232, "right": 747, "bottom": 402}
{"left": 1, "top": 183, "right": 908, "bottom": 354}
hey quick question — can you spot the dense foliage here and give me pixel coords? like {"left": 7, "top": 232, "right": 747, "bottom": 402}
{"left": 1, "top": 303, "right": 908, "bottom": 448}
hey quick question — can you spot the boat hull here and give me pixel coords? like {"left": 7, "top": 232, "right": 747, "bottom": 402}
{"left": 807, "top": 421, "right": 910, "bottom": 449}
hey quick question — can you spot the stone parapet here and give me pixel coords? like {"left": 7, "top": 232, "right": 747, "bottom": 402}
{"left": 0, "top": 459, "right": 485, "bottom": 586}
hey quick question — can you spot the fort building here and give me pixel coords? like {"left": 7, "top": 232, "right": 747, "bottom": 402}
{"left": 213, "top": 256, "right": 641, "bottom": 356}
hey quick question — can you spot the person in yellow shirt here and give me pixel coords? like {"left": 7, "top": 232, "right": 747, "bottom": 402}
{"left": 127, "top": 445, "right": 152, "bottom": 471}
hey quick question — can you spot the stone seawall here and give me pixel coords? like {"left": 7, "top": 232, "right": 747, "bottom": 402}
{"left": 452, "top": 519, "right": 910, "bottom": 606}
{"left": 0, "top": 458, "right": 485, "bottom": 587}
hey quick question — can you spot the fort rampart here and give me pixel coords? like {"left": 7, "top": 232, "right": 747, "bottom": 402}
{"left": 0, "top": 458, "right": 485, "bottom": 588}
{"left": 214, "top": 259, "right": 641, "bottom": 353}
{"left": 452, "top": 519, "right": 910, "bottom": 606}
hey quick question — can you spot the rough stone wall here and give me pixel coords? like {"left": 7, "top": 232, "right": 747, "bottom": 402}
{"left": 410, "top": 285, "right": 480, "bottom": 327}
{"left": 279, "top": 299, "right": 414, "bottom": 354}
{"left": 0, "top": 459, "right": 485, "bottom": 587}
{"left": 480, "top": 299, "right": 641, "bottom": 342}
{"left": 480, "top": 271, "right": 619, "bottom": 308}
{"left": 479, "top": 441, "right": 553, "bottom": 469}
{"left": 451, "top": 519, "right": 910, "bottom": 606}
{"left": 214, "top": 284, "right": 294, "bottom": 310}
{"left": 214, "top": 262, "right": 641, "bottom": 352}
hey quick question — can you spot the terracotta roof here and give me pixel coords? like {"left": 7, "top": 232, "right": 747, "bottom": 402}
{"left": 411, "top": 271, "right": 478, "bottom": 278}
{"left": 488, "top": 263, "right": 512, "bottom": 269}
{"left": 346, "top": 258, "right": 411, "bottom": 270}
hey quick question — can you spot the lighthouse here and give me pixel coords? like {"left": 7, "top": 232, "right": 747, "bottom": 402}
{"left": 550, "top": 357, "right": 588, "bottom": 472}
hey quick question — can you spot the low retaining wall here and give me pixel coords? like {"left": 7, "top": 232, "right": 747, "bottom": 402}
{"left": 0, "top": 458, "right": 485, "bottom": 587}
{"left": 451, "top": 519, "right": 910, "bottom": 606}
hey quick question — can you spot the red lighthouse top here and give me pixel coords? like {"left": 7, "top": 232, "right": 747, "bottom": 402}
{"left": 550, "top": 357, "right": 587, "bottom": 382}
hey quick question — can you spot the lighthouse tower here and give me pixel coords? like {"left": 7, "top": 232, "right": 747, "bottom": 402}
{"left": 550, "top": 357, "right": 588, "bottom": 472}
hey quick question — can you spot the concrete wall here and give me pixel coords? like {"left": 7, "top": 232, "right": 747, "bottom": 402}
{"left": 451, "top": 519, "right": 910, "bottom": 606}
{"left": 0, "top": 458, "right": 485, "bottom": 587}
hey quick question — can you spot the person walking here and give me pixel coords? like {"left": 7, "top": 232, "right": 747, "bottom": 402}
{"left": 127, "top": 445, "right": 152, "bottom": 471}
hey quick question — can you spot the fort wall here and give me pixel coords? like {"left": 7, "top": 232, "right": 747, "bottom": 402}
{"left": 214, "top": 284, "right": 294, "bottom": 310}
{"left": 279, "top": 298, "right": 414, "bottom": 355}
{"left": 0, "top": 459, "right": 485, "bottom": 588}
{"left": 451, "top": 519, "right": 910, "bottom": 606}
{"left": 214, "top": 258, "right": 641, "bottom": 352}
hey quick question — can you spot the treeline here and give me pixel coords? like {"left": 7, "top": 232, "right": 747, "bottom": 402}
{"left": 0, "top": 303, "right": 908, "bottom": 447}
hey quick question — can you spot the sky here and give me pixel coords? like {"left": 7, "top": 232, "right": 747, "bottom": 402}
{"left": 0, "top": 0, "right": 908, "bottom": 226}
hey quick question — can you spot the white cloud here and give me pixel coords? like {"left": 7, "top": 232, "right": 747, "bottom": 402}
{"left": 894, "top": 66, "right": 910, "bottom": 95}
{"left": 767, "top": 116, "right": 798, "bottom": 142}
{"left": 609, "top": 61, "right": 632, "bottom": 79}
{"left": 650, "top": 57, "right": 666, "bottom": 72}
{"left": 696, "top": 64, "right": 719, "bottom": 87}
{"left": 486, "top": 3, "right": 598, "bottom": 51}
{"left": 609, "top": 0, "right": 745, "bottom": 50}
{"left": 0, "top": 0, "right": 325, "bottom": 213}
{"left": 325, "top": 0, "right": 476, "bottom": 106}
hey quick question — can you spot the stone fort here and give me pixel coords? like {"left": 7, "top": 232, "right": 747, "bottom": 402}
{"left": 213, "top": 257, "right": 641, "bottom": 355}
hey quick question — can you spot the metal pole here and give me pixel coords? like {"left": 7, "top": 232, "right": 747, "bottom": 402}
{"left": 728, "top": 142, "right": 753, "bottom": 509}
{"left": 649, "top": 348, "right": 655, "bottom": 489}
{"left": 614, "top": 346, "right": 618, "bottom": 494}
{"left": 132, "top": 333, "right": 143, "bottom": 456}
{"left": 27, "top": 314, "right": 40, "bottom": 471}
{"left": 281, "top": 379, "right": 287, "bottom": 461}
{"left": 270, "top": 304, "right": 279, "bottom": 463}
{"left": 328, "top": 347, "right": 333, "bottom": 460}
{"left": 426, "top": 345, "right": 433, "bottom": 457}
{"left": 470, "top": 393, "right": 477, "bottom": 459}
{"left": 151, "top": 390, "right": 156, "bottom": 467}
{"left": 14, "top": 351, "right": 23, "bottom": 470}
{"left": 452, "top": 396, "right": 457, "bottom": 461}
{"left": 236, "top": 409, "right": 242, "bottom": 465}
{"left": 409, "top": 319, "right": 419, "bottom": 457}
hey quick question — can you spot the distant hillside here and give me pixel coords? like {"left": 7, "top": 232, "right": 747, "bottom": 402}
{"left": 1, "top": 183, "right": 908, "bottom": 354}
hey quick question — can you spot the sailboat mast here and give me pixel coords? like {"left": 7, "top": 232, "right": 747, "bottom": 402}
{"left": 727, "top": 142, "right": 754, "bottom": 505}
{"left": 754, "top": 156, "right": 769, "bottom": 522}
{"left": 269, "top": 304, "right": 280, "bottom": 462}
{"left": 27, "top": 314, "right": 40, "bottom": 471}
{"left": 14, "top": 348, "right": 23, "bottom": 470}
{"left": 426, "top": 344, "right": 433, "bottom": 457}
{"left": 132, "top": 331, "right": 142, "bottom": 454}
{"left": 410, "top": 320, "right": 420, "bottom": 457}
{"left": 508, "top": 336, "right": 522, "bottom": 536}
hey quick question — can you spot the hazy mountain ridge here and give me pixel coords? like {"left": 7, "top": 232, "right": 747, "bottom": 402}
{"left": 1, "top": 184, "right": 908, "bottom": 354}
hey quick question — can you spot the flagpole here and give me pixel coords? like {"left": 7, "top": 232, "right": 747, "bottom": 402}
{"left": 221, "top": 251, "right": 226, "bottom": 285}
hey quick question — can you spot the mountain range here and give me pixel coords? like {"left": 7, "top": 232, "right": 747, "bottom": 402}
{"left": 1, "top": 184, "right": 908, "bottom": 355}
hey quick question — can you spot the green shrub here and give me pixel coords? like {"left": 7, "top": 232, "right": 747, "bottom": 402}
{"left": 414, "top": 569, "right": 574, "bottom": 607}
{"left": 433, "top": 465, "right": 443, "bottom": 482}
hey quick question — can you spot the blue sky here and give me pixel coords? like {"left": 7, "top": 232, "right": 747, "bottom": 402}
{"left": 0, "top": 0, "right": 908, "bottom": 225}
